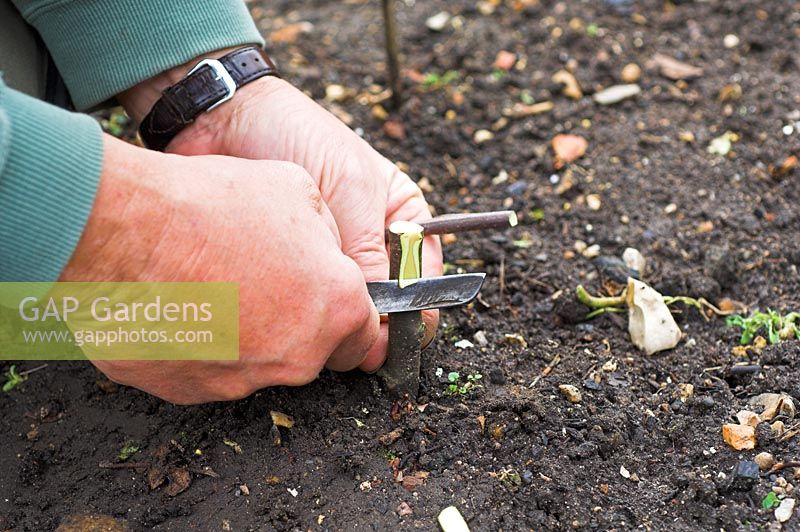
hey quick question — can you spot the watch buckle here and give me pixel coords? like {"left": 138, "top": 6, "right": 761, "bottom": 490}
{"left": 187, "top": 59, "right": 236, "bottom": 111}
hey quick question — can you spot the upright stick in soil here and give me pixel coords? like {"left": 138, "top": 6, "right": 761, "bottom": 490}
{"left": 379, "top": 221, "right": 425, "bottom": 397}
{"left": 381, "top": 0, "right": 402, "bottom": 108}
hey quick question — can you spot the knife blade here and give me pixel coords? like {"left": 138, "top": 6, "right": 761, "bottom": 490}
{"left": 367, "top": 273, "right": 486, "bottom": 314}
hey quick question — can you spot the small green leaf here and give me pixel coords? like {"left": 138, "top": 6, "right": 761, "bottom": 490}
{"left": 586, "top": 23, "right": 599, "bottom": 37}
{"left": 530, "top": 208, "right": 545, "bottom": 221}
{"left": 118, "top": 443, "right": 140, "bottom": 461}
{"left": 448, "top": 372, "right": 460, "bottom": 383}
{"left": 520, "top": 91, "right": 534, "bottom": 105}
{"left": 762, "top": 491, "right": 780, "bottom": 509}
{"left": 491, "top": 68, "right": 507, "bottom": 81}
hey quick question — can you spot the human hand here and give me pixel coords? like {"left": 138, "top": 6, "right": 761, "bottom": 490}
{"left": 62, "top": 135, "right": 380, "bottom": 403}
{"left": 123, "top": 72, "right": 443, "bottom": 373}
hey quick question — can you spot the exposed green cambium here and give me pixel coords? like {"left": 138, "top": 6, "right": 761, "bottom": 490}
{"left": 398, "top": 228, "right": 423, "bottom": 289}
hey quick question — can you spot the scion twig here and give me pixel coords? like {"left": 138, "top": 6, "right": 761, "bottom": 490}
{"left": 419, "top": 211, "right": 518, "bottom": 236}
{"left": 384, "top": 211, "right": 518, "bottom": 241}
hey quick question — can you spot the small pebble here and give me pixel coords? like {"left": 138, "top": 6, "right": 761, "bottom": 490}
{"left": 728, "top": 461, "right": 759, "bottom": 491}
{"left": 583, "top": 379, "right": 603, "bottom": 391}
{"left": 559, "top": 384, "right": 582, "bottom": 403}
{"left": 723, "top": 34, "right": 740, "bottom": 48}
{"left": 425, "top": 11, "right": 451, "bottom": 31}
{"left": 506, "top": 181, "right": 527, "bottom": 196}
{"left": 586, "top": 194, "right": 602, "bottom": 210}
{"left": 521, "top": 469, "right": 535, "bottom": 484}
{"left": 473, "top": 330, "right": 488, "bottom": 347}
{"left": 755, "top": 452, "right": 776, "bottom": 471}
{"left": 325, "top": 84, "right": 348, "bottom": 102}
{"left": 474, "top": 129, "right": 494, "bottom": 143}
{"left": 593, "top": 84, "right": 641, "bottom": 105}
{"left": 775, "top": 498, "right": 795, "bottom": 523}
{"left": 396, "top": 501, "right": 413, "bottom": 517}
{"left": 621, "top": 63, "right": 642, "bottom": 82}
{"left": 622, "top": 247, "right": 646, "bottom": 275}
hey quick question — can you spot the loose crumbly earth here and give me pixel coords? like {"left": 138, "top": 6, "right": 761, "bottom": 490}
{"left": 2, "top": 1, "right": 799, "bottom": 530}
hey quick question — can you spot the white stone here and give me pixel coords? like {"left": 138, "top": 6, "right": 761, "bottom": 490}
{"left": 723, "top": 34, "right": 740, "bottom": 48}
{"left": 593, "top": 84, "right": 641, "bottom": 105}
{"left": 473, "top": 129, "right": 494, "bottom": 143}
{"left": 775, "top": 498, "right": 795, "bottom": 523}
{"left": 622, "top": 247, "right": 646, "bottom": 274}
{"left": 426, "top": 11, "right": 451, "bottom": 31}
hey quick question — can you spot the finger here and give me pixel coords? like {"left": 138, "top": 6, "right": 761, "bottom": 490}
{"left": 324, "top": 256, "right": 381, "bottom": 372}
{"left": 359, "top": 321, "right": 388, "bottom": 373}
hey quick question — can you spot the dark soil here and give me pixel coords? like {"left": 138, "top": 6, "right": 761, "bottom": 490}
{"left": 3, "top": 0, "right": 800, "bottom": 530}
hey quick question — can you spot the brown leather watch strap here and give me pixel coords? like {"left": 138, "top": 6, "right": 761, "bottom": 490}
{"left": 139, "top": 47, "right": 279, "bottom": 151}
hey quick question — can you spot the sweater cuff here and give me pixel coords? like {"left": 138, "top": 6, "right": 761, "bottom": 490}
{"left": 14, "top": 0, "right": 265, "bottom": 110}
{"left": 0, "top": 82, "right": 102, "bottom": 281}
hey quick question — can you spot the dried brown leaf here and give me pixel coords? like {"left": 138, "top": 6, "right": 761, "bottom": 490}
{"left": 166, "top": 467, "right": 191, "bottom": 497}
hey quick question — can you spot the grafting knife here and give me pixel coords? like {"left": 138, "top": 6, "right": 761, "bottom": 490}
{"left": 367, "top": 273, "right": 485, "bottom": 314}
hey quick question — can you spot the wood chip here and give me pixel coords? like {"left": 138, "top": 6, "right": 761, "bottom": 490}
{"left": 649, "top": 54, "right": 703, "bottom": 80}
{"left": 270, "top": 411, "right": 295, "bottom": 428}
{"left": 503, "top": 101, "right": 554, "bottom": 118}
{"left": 552, "top": 70, "right": 582, "bottom": 100}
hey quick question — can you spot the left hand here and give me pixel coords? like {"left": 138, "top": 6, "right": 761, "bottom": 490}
{"left": 122, "top": 73, "right": 443, "bottom": 373}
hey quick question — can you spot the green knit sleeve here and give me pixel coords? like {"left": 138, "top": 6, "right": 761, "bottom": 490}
{"left": 0, "top": 78, "right": 102, "bottom": 281}
{"left": 11, "top": 0, "right": 265, "bottom": 110}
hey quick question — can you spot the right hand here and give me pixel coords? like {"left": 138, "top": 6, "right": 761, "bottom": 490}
{"left": 62, "top": 135, "right": 379, "bottom": 404}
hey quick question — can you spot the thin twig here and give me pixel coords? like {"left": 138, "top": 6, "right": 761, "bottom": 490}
{"left": 499, "top": 254, "right": 506, "bottom": 299}
{"left": 381, "top": 0, "right": 402, "bottom": 108}
{"left": 530, "top": 354, "right": 561, "bottom": 388}
{"left": 767, "top": 461, "right": 800, "bottom": 475}
{"left": 99, "top": 461, "right": 149, "bottom": 470}
{"left": 18, "top": 363, "right": 48, "bottom": 376}
{"left": 384, "top": 211, "right": 517, "bottom": 241}
{"left": 418, "top": 211, "right": 518, "bottom": 236}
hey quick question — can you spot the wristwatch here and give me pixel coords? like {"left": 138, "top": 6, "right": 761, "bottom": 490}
{"left": 138, "top": 46, "right": 280, "bottom": 151}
